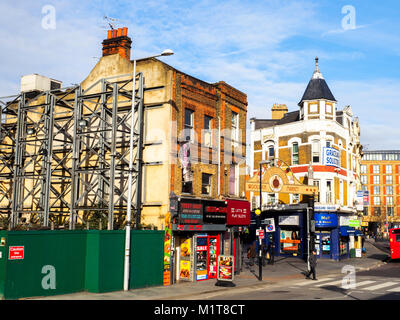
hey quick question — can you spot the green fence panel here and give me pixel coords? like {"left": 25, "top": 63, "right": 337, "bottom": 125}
{"left": 0, "top": 231, "right": 7, "bottom": 299}
{"left": 0, "top": 229, "right": 165, "bottom": 299}
{"left": 2, "top": 230, "right": 87, "bottom": 300}
{"left": 130, "top": 230, "right": 164, "bottom": 289}
{"left": 85, "top": 230, "right": 125, "bottom": 293}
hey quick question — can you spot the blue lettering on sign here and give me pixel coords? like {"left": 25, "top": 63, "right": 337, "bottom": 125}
{"left": 315, "top": 213, "right": 338, "bottom": 228}
{"left": 323, "top": 147, "right": 340, "bottom": 167}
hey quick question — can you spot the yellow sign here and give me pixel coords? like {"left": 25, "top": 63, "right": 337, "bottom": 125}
{"left": 255, "top": 209, "right": 261, "bottom": 216}
{"left": 246, "top": 160, "right": 318, "bottom": 195}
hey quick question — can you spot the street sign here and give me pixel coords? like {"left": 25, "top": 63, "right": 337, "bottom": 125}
{"left": 264, "top": 218, "right": 275, "bottom": 232}
{"left": 8, "top": 246, "right": 24, "bottom": 260}
{"left": 258, "top": 230, "right": 265, "bottom": 239}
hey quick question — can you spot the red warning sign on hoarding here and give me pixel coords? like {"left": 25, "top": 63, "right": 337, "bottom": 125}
{"left": 9, "top": 246, "right": 24, "bottom": 260}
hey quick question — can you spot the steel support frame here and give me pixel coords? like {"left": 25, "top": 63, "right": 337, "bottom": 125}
{"left": 1, "top": 72, "right": 145, "bottom": 230}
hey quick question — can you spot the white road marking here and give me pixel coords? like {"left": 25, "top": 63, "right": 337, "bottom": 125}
{"left": 292, "top": 278, "right": 334, "bottom": 286}
{"left": 363, "top": 282, "right": 399, "bottom": 291}
{"left": 315, "top": 279, "right": 344, "bottom": 287}
{"left": 386, "top": 286, "right": 400, "bottom": 292}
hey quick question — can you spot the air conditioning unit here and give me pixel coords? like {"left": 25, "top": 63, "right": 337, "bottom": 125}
{"left": 21, "top": 74, "right": 62, "bottom": 93}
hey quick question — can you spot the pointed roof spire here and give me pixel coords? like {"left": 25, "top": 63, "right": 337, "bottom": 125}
{"left": 312, "top": 56, "right": 324, "bottom": 80}
{"left": 298, "top": 57, "right": 336, "bottom": 106}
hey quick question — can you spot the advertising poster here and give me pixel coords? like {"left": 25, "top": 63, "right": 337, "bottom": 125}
{"left": 280, "top": 230, "right": 301, "bottom": 253}
{"left": 163, "top": 212, "right": 171, "bottom": 286}
{"left": 217, "top": 255, "right": 234, "bottom": 281}
{"left": 179, "top": 260, "right": 191, "bottom": 280}
{"left": 179, "top": 238, "right": 192, "bottom": 281}
{"left": 196, "top": 236, "right": 208, "bottom": 281}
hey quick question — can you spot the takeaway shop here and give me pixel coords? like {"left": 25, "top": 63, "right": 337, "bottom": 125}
{"left": 169, "top": 196, "right": 250, "bottom": 283}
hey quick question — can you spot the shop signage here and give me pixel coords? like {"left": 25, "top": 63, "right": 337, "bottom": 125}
{"left": 322, "top": 147, "right": 340, "bottom": 167}
{"left": 245, "top": 165, "right": 318, "bottom": 195}
{"left": 315, "top": 213, "right": 338, "bottom": 228}
{"left": 8, "top": 246, "right": 24, "bottom": 260}
{"left": 363, "top": 191, "right": 369, "bottom": 205}
{"left": 217, "top": 255, "right": 234, "bottom": 282}
{"left": 178, "top": 201, "right": 203, "bottom": 224}
{"left": 226, "top": 200, "right": 251, "bottom": 225}
{"left": 279, "top": 215, "right": 299, "bottom": 226}
{"left": 172, "top": 224, "right": 226, "bottom": 232}
{"left": 340, "top": 216, "right": 359, "bottom": 227}
{"left": 203, "top": 200, "right": 227, "bottom": 224}
{"left": 355, "top": 190, "right": 364, "bottom": 211}
{"left": 314, "top": 205, "right": 337, "bottom": 212}
{"left": 258, "top": 230, "right": 265, "bottom": 239}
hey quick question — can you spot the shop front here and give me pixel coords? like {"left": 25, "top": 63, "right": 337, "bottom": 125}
{"left": 314, "top": 213, "right": 339, "bottom": 260}
{"left": 168, "top": 196, "right": 230, "bottom": 283}
{"left": 226, "top": 199, "right": 251, "bottom": 274}
{"left": 278, "top": 214, "right": 303, "bottom": 257}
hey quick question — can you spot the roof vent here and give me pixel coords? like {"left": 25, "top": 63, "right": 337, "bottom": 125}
{"left": 21, "top": 74, "right": 62, "bottom": 93}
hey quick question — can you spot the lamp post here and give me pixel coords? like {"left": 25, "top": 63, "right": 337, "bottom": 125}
{"left": 123, "top": 49, "right": 174, "bottom": 292}
{"left": 257, "top": 160, "right": 269, "bottom": 281}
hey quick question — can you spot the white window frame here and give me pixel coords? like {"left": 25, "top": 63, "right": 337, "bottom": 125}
{"left": 184, "top": 109, "right": 194, "bottom": 142}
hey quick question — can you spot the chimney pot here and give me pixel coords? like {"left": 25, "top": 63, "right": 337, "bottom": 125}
{"left": 122, "top": 27, "right": 128, "bottom": 36}
{"left": 102, "top": 27, "right": 132, "bottom": 60}
{"left": 118, "top": 28, "right": 123, "bottom": 37}
{"left": 112, "top": 29, "right": 118, "bottom": 38}
{"left": 107, "top": 30, "right": 113, "bottom": 39}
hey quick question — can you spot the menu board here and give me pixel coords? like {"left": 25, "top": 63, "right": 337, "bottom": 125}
{"left": 217, "top": 255, "right": 234, "bottom": 281}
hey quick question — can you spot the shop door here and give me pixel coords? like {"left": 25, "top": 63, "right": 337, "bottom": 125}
{"left": 207, "top": 235, "right": 220, "bottom": 279}
{"left": 319, "top": 233, "right": 332, "bottom": 258}
{"left": 196, "top": 236, "right": 209, "bottom": 281}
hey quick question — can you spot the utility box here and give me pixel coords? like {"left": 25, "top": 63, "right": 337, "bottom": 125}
{"left": 20, "top": 74, "right": 62, "bottom": 93}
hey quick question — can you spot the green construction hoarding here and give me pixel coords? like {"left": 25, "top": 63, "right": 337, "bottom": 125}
{"left": 0, "top": 229, "right": 164, "bottom": 300}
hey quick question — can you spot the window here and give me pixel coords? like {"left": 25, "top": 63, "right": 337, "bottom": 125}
{"left": 268, "top": 146, "right": 275, "bottom": 159}
{"left": 373, "top": 175, "right": 380, "bottom": 184}
{"left": 309, "top": 103, "right": 318, "bottom": 113}
{"left": 326, "top": 180, "right": 333, "bottom": 203}
{"left": 363, "top": 207, "right": 368, "bottom": 216}
{"left": 361, "top": 175, "right": 367, "bottom": 185}
{"left": 204, "top": 115, "right": 213, "bottom": 147}
{"left": 386, "top": 196, "right": 393, "bottom": 206}
{"left": 201, "top": 173, "right": 212, "bottom": 195}
{"left": 387, "top": 206, "right": 393, "bottom": 217}
{"left": 374, "top": 196, "right": 380, "bottom": 205}
{"left": 314, "top": 180, "right": 320, "bottom": 202}
{"left": 386, "top": 165, "right": 392, "bottom": 174}
{"left": 360, "top": 165, "right": 367, "bottom": 174}
{"left": 386, "top": 186, "right": 393, "bottom": 195}
{"left": 231, "top": 112, "right": 238, "bottom": 143}
{"left": 326, "top": 140, "right": 332, "bottom": 147}
{"left": 373, "top": 186, "right": 380, "bottom": 195}
{"left": 386, "top": 175, "right": 393, "bottom": 184}
{"left": 326, "top": 104, "right": 332, "bottom": 114}
{"left": 184, "top": 109, "right": 194, "bottom": 142}
{"left": 292, "top": 142, "right": 299, "bottom": 165}
{"left": 374, "top": 207, "right": 381, "bottom": 216}
{"left": 373, "top": 165, "right": 380, "bottom": 174}
{"left": 267, "top": 193, "right": 276, "bottom": 205}
{"left": 312, "top": 140, "right": 320, "bottom": 163}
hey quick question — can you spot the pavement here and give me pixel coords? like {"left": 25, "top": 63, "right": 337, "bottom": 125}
{"left": 28, "top": 239, "right": 389, "bottom": 300}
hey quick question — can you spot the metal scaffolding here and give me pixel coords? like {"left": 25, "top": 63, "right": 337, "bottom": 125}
{"left": 0, "top": 72, "right": 145, "bottom": 230}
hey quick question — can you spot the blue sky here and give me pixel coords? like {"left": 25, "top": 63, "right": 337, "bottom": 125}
{"left": 1, "top": 0, "right": 399, "bottom": 150}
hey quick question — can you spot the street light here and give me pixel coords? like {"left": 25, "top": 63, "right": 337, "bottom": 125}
{"left": 123, "top": 50, "right": 174, "bottom": 292}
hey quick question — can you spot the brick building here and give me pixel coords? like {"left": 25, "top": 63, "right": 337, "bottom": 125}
{"left": 360, "top": 150, "right": 400, "bottom": 236}
{"left": 249, "top": 58, "right": 363, "bottom": 260}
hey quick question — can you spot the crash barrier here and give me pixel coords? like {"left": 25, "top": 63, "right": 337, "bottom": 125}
{"left": 0, "top": 229, "right": 164, "bottom": 299}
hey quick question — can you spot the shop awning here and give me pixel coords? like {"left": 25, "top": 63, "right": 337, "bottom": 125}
{"left": 340, "top": 226, "right": 363, "bottom": 236}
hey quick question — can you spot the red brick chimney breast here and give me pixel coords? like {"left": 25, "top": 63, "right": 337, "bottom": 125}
{"left": 102, "top": 27, "right": 132, "bottom": 60}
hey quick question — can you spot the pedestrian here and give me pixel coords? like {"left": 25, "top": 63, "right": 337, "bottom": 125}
{"left": 247, "top": 241, "right": 256, "bottom": 266}
{"left": 306, "top": 249, "right": 317, "bottom": 280}
{"left": 361, "top": 236, "right": 366, "bottom": 257}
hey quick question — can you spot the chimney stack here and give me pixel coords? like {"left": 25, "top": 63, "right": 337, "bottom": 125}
{"left": 271, "top": 104, "right": 288, "bottom": 120}
{"left": 102, "top": 27, "right": 132, "bottom": 60}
